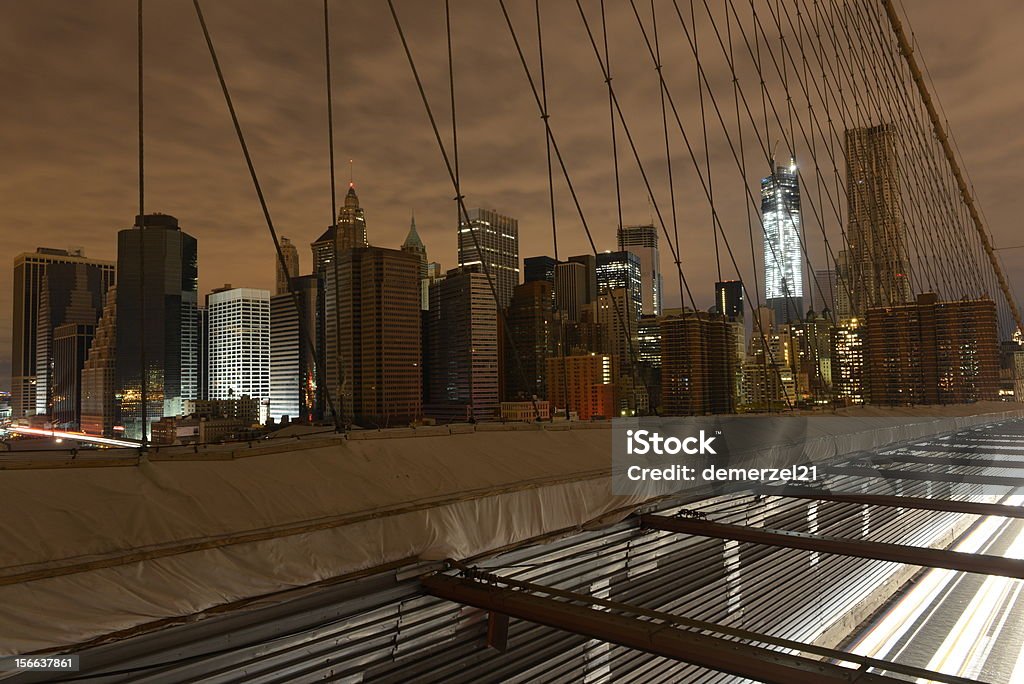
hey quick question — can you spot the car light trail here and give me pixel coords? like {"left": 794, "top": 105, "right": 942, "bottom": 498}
{"left": 6, "top": 426, "right": 139, "bottom": 448}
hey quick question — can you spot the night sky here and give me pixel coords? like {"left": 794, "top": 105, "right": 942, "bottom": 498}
{"left": 2, "top": 0, "right": 1023, "bottom": 388}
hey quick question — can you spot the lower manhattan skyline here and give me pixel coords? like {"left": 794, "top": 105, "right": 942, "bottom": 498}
{"left": 2, "top": 0, "right": 1024, "bottom": 388}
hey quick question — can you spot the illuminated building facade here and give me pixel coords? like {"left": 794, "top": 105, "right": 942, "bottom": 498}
{"left": 457, "top": 208, "right": 519, "bottom": 309}
{"left": 617, "top": 224, "right": 662, "bottom": 316}
{"left": 761, "top": 158, "right": 804, "bottom": 323}
{"left": 206, "top": 287, "right": 271, "bottom": 423}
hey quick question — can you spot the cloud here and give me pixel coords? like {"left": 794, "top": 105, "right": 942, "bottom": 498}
{"left": 2, "top": 0, "right": 1023, "bottom": 386}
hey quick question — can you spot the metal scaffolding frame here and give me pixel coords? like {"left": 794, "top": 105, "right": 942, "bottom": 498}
{"left": 640, "top": 514, "right": 1024, "bottom": 579}
{"left": 779, "top": 491, "right": 1024, "bottom": 520}
{"left": 421, "top": 569, "right": 979, "bottom": 684}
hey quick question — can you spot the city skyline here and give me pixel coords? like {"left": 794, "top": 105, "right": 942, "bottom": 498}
{"left": 2, "top": 1, "right": 1023, "bottom": 390}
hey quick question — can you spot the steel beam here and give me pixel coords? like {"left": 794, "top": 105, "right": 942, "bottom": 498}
{"left": 825, "top": 465, "right": 1023, "bottom": 488}
{"left": 640, "top": 514, "right": 1024, "bottom": 579}
{"left": 870, "top": 453, "right": 1024, "bottom": 469}
{"left": 779, "top": 492, "right": 1024, "bottom": 519}
{"left": 421, "top": 573, "right": 905, "bottom": 684}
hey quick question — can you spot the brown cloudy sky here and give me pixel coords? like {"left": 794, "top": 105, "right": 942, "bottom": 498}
{"left": 2, "top": 0, "right": 1023, "bottom": 387}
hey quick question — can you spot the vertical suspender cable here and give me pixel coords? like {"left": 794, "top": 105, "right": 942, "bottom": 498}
{"left": 192, "top": 0, "right": 340, "bottom": 432}
{"left": 137, "top": 0, "right": 148, "bottom": 448}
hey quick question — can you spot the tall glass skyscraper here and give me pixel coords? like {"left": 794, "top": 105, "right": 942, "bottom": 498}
{"left": 762, "top": 157, "right": 804, "bottom": 323}
{"left": 10, "top": 248, "right": 114, "bottom": 418}
{"left": 457, "top": 208, "right": 520, "bottom": 309}
{"left": 617, "top": 225, "right": 662, "bottom": 316}
{"left": 115, "top": 214, "right": 199, "bottom": 441}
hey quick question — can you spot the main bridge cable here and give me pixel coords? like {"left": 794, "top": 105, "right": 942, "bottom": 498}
{"left": 493, "top": 0, "right": 657, "bottom": 414}
{"left": 385, "top": 0, "right": 542, "bottom": 423}
{"left": 192, "top": 0, "right": 341, "bottom": 431}
{"left": 624, "top": 0, "right": 794, "bottom": 410}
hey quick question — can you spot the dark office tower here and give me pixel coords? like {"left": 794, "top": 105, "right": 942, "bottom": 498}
{"left": 323, "top": 247, "right": 421, "bottom": 427}
{"left": 813, "top": 268, "right": 839, "bottom": 315}
{"left": 568, "top": 254, "right": 598, "bottom": 303}
{"left": 425, "top": 266, "right": 500, "bottom": 422}
{"left": 524, "top": 256, "right": 557, "bottom": 284}
{"left": 35, "top": 259, "right": 115, "bottom": 417}
{"left": 617, "top": 224, "right": 662, "bottom": 316}
{"left": 311, "top": 224, "right": 336, "bottom": 279}
{"left": 845, "top": 124, "right": 911, "bottom": 313}
{"left": 401, "top": 212, "right": 429, "bottom": 310}
{"left": 338, "top": 183, "right": 369, "bottom": 250}
{"left": 596, "top": 251, "right": 643, "bottom": 317}
{"left": 660, "top": 312, "right": 738, "bottom": 416}
{"left": 275, "top": 237, "right": 300, "bottom": 296}
{"left": 504, "top": 280, "right": 555, "bottom": 401}
{"left": 51, "top": 323, "right": 95, "bottom": 427}
{"left": 554, "top": 261, "right": 589, "bottom": 323}
{"left": 81, "top": 288, "right": 117, "bottom": 436}
{"left": 458, "top": 208, "right": 520, "bottom": 308}
{"left": 270, "top": 275, "right": 319, "bottom": 423}
{"left": 762, "top": 157, "right": 804, "bottom": 324}
{"left": 10, "top": 248, "right": 114, "bottom": 418}
{"left": 116, "top": 214, "right": 199, "bottom": 441}
{"left": 715, "top": 280, "right": 745, "bottom": 321}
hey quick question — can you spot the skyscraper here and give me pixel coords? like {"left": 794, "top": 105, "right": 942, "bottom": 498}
{"left": 401, "top": 212, "right": 429, "bottom": 310}
{"left": 337, "top": 183, "right": 368, "bottom": 250}
{"left": 524, "top": 255, "right": 557, "bottom": 284}
{"left": 457, "top": 208, "right": 520, "bottom": 308}
{"left": 425, "top": 266, "right": 500, "bottom": 422}
{"left": 617, "top": 224, "right": 662, "bottom": 316}
{"left": 270, "top": 275, "right": 319, "bottom": 423}
{"left": 115, "top": 214, "right": 199, "bottom": 440}
{"left": 504, "top": 280, "right": 555, "bottom": 401}
{"left": 275, "top": 237, "right": 300, "bottom": 296}
{"left": 761, "top": 157, "right": 804, "bottom": 324}
{"left": 324, "top": 247, "right": 421, "bottom": 426}
{"left": 595, "top": 251, "right": 643, "bottom": 318}
{"left": 660, "top": 312, "right": 739, "bottom": 416}
{"left": 206, "top": 286, "right": 271, "bottom": 422}
{"left": 554, "top": 261, "right": 590, "bottom": 323}
{"left": 10, "top": 248, "right": 114, "bottom": 418}
{"left": 845, "top": 124, "right": 911, "bottom": 313}
{"left": 51, "top": 322, "right": 96, "bottom": 427}
{"left": 81, "top": 287, "right": 117, "bottom": 436}
{"left": 35, "top": 259, "right": 115, "bottom": 418}
{"left": 865, "top": 294, "right": 998, "bottom": 405}
{"left": 715, "top": 280, "right": 745, "bottom": 321}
